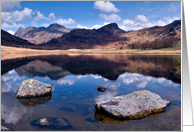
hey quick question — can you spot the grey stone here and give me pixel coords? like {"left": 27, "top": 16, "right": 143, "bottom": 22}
{"left": 94, "top": 90, "right": 170, "bottom": 119}
{"left": 16, "top": 79, "right": 52, "bottom": 98}
{"left": 37, "top": 118, "right": 51, "bottom": 126}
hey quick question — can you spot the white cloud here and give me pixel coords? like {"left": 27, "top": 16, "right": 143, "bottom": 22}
{"left": 55, "top": 18, "right": 76, "bottom": 25}
{"left": 134, "top": 15, "right": 149, "bottom": 23}
{"left": 1, "top": 22, "right": 24, "bottom": 29}
{"left": 99, "top": 13, "right": 121, "bottom": 21}
{"left": 90, "top": 24, "right": 102, "bottom": 29}
{"left": 76, "top": 24, "right": 88, "bottom": 29}
{"left": 31, "top": 21, "right": 37, "bottom": 26}
{"left": 34, "top": 11, "right": 50, "bottom": 21}
{"left": 163, "top": 16, "right": 179, "bottom": 23}
{"left": 33, "top": 11, "right": 56, "bottom": 22}
{"left": 42, "top": 23, "right": 49, "bottom": 27}
{"left": 7, "top": 30, "right": 15, "bottom": 35}
{"left": 76, "top": 22, "right": 110, "bottom": 30}
{"left": 120, "top": 15, "right": 166, "bottom": 31}
{"left": 49, "top": 13, "right": 56, "bottom": 19}
{"left": 94, "top": 1, "right": 120, "bottom": 13}
{"left": 1, "top": 1, "right": 21, "bottom": 12}
{"left": 169, "top": 3, "right": 177, "bottom": 13}
{"left": 1, "top": 8, "right": 33, "bottom": 23}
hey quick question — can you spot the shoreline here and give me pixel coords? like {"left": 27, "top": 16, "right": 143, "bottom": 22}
{"left": 1, "top": 45, "right": 181, "bottom": 61}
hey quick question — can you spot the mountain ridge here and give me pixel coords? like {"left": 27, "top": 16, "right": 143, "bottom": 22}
{"left": 2, "top": 20, "right": 181, "bottom": 50}
{"left": 41, "top": 20, "right": 181, "bottom": 49}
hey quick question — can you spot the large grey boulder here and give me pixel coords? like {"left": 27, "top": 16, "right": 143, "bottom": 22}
{"left": 94, "top": 90, "right": 170, "bottom": 119}
{"left": 16, "top": 79, "right": 52, "bottom": 98}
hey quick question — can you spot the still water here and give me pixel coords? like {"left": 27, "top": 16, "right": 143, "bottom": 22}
{"left": 1, "top": 54, "right": 181, "bottom": 131}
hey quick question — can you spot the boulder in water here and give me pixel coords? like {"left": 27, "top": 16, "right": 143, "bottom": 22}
{"left": 94, "top": 90, "right": 170, "bottom": 119}
{"left": 16, "top": 79, "right": 52, "bottom": 98}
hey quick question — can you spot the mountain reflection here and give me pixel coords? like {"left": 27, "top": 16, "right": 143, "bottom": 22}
{"left": 1, "top": 54, "right": 181, "bottom": 84}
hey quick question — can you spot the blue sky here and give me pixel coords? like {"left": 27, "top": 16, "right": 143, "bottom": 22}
{"left": 1, "top": 1, "right": 181, "bottom": 35}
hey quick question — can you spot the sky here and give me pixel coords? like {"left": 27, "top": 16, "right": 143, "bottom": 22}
{"left": 1, "top": 1, "right": 181, "bottom": 35}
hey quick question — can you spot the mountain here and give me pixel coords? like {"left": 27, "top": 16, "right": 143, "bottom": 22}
{"left": 14, "top": 23, "right": 72, "bottom": 45}
{"left": 40, "top": 23, "right": 126, "bottom": 49}
{"left": 40, "top": 20, "right": 181, "bottom": 50}
{"left": 1, "top": 29, "right": 35, "bottom": 47}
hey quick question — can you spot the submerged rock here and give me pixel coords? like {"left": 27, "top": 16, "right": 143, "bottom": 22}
{"left": 97, "top": 86, "right": 107, "bottom": 92}
{"left": 37, "top": 118, "right": 51, "bottom": 126}
{"left": 94, "top": 90, "right": 170, "bottom": 119}
{"left": 16, "top": 79, "right": 52, "bottom": 98}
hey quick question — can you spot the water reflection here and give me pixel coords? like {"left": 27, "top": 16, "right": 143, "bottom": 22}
{"left": 1, "top": 54, "right": 181, "bottom": 83}
{"left": 1, "top": 54, "right": 181, "bottom": 131}
{"left": 94, "top": 109, "right": 167, "bottom": 124}
{"left": 17, "top": 95, "right": 52, "bottom": 107}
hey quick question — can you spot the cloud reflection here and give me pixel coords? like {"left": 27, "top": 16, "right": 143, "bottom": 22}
{"left": 95, "top": 91, "right": 118, "bottom": 103}
{"left": 103, "top": 82, "right": 121, "bottom": 90}
{"left": 57, "top": 78, "right": 76, "bottom": 85}
{"left": 119, "top": 72, "right": 179, "bottom": 88}
{"left": 1, "top": 73, "right": 24, "bottom": 93}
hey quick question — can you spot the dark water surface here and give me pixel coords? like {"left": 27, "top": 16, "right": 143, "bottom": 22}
{"left": 1, "top": 54, "right": 181, "bottom": 131}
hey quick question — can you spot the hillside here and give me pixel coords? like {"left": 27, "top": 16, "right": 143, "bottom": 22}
{"left": 1, "top": 29, "right": 35, "bottom": 47}
{"left": 14, "top": 23, "right": 72, "bottom": 44}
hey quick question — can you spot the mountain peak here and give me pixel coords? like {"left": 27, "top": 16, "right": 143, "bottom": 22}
{"left": 47, "top": 23, "right": 66, "bottom": 29}
{"left": 100, "top": 23, "right": 119, "bottom": 30}
{"left": 97, "top": 23, "right": 125, "bottom": 35}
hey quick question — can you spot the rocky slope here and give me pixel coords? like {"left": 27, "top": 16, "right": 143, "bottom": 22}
{"left": 14, "top": 23, "right": 72, "bottom": 45}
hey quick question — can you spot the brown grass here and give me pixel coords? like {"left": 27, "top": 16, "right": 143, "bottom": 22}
{"left": 1, "top": 45, "right": 181, "bottom": 61}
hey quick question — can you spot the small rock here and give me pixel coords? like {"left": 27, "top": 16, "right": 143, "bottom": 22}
{"left": 1, "top": 126, "right": 10, "bottom": 131}
{"left": 16, "top": 79, "right": 52, "bottom": 98}
{"left": 37, "top": 118, "right": 51, "bottom": 126}
{"left": 97, "top": 86, "right": 107, "bottom": 92}
{"left": 94, "top": 90, "right": 170, "bottom": 119}
{"left": 31, "top": 117, "right": 73, "bottom": 130}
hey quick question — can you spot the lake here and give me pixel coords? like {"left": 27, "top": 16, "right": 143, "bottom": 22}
{"left": 1, "top": 54, "right": 181, "bottom": 131}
